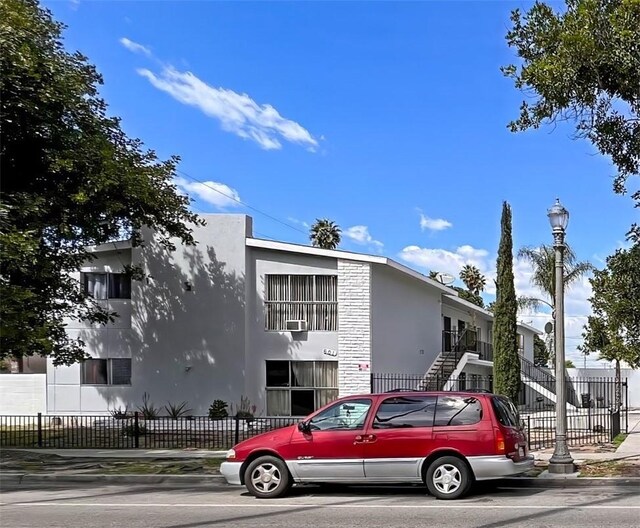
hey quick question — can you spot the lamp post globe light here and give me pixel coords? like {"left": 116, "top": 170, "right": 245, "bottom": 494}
{"left": 547, "top": 198, "right": 575, "bottom": 474}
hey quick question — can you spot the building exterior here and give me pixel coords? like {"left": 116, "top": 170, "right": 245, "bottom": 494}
{"left": 3, "top": 214, "right": 540, "bottom": 416}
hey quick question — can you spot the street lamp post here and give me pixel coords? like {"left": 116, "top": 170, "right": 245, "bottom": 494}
{"left": 547, "top": 198, "right": 575, "bottom": 474}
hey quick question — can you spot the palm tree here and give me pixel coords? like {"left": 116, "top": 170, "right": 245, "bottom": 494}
{"left": 459, "top": 264, "right": 486, "bottom": 296}
{"left": 517, "top": 244, "right": 593, "bottom": 311}
{"left": 309, "top": 219, "right": 341, "bottom": 250}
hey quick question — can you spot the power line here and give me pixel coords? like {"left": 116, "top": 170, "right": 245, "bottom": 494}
{"left": 521, "top": 313, "right": 591, "bottom": 318}
{"left": 175, "top": 169, "right": 307, "bottom": 236}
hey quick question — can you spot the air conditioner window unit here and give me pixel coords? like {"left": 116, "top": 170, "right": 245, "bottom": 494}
{"left": 286, "top": 320, "right": 307, "bottom": 332}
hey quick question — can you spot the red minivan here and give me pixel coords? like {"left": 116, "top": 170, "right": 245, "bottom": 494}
{"left": 220, "top": 391, "right": 534, "bottom": 500}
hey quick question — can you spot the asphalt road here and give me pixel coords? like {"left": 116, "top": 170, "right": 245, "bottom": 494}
{"left": 1, "top": 482, "right": 639, "bottom": 528}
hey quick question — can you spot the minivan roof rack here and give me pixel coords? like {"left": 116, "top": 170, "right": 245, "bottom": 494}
{"left": 385, "top": 388, "right": 419, "bottom": 392}
{"left": 460, "top": 388, "right": 493, "bottom": 393}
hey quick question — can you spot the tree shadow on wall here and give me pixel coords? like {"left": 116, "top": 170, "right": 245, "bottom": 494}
{"left": 84, "top": 239, "right": 296, "bottom": 415}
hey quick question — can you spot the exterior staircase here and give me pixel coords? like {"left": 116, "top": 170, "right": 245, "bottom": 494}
{"left": 418, "top": 335, "right": 581, "bottom": 408}
{"left": 420, "top": 330, "right": 474, "bottom": 391}
{"left": 520, "top": 356, "right": 581, "bottom": 409}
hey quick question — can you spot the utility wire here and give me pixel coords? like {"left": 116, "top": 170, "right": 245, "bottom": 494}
{"left": 176, "top": 169, "right": 307, "bottom": 236}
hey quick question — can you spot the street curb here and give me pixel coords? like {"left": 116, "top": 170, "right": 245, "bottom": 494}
{"left": 2, "top": 473, "right": 639, "bottom": 488}
{"left": 499, "top": 477, "right": 640, "bottom": 488}
{"left": 1, "top": 473, "right": 228, "bottom": 487}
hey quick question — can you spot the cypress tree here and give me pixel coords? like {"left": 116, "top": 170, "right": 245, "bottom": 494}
{"left": 493, "top": 202, "right": 520, "bottom": 401}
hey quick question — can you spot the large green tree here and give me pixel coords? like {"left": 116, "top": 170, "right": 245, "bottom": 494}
{"left": 493, "top": 202, "right": 521, "bottom": 401}
{"left": 309, "top": 219, "right": 341, "bottom": 250}
{"left": 580, "top": 242, "right": 640, "bottom": 408}
{"left": 503, "top": 0, "right": 640, "bottom": 240}
{"left": 533, "top": 333, "right": 550, "bottom": 367}
{"left": 0, "top": 0, "right": 200, "bottom": 365}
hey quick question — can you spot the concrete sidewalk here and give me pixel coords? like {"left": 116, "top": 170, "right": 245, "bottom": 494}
{"left": 4, "top": 448, "right": 227, "bottom": 459}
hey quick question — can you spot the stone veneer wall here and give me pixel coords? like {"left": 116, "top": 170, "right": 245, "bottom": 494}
{"left": 337, "top": 260, "right": 372, "bottom": 395}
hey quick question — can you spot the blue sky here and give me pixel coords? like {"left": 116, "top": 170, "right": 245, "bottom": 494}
{"left": 49, "top": 1, "right": 637, "bottom": 366}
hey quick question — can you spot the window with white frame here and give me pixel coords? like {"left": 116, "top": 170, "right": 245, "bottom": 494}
{"left": 266, "top": 360, "right": 339, "bottom": 416}
{"left": 264, "top": 275, "right": 337, "bottom": 331}
{"left": 82, "top": 273, "right": 131, "bottom": 300}
{"left": 81, "top": 358, "right": 132, "bottom": 385}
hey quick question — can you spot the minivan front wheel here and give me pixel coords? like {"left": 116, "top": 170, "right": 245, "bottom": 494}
{"left": 425, "top": 456, "right": 471, "bottom": 500}
{"left": 244, "top": 456, "right": 292, "bottom": 499}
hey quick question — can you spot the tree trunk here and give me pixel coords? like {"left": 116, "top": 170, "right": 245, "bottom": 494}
{"left": 615, "top": 359, "right": 622, "bottom": 411}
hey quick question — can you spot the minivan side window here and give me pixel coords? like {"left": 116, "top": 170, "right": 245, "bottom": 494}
{"left": 309, "top": 399, "right": 372, "bottom": 431}
{"left": 491, "top": 396, "right": 520, "bottom": 428}
{"left": 373, "top": 395, "right": 437, "bottom": 429}
{"left": 434, "top": 395, "right": 483, "bottom": 426}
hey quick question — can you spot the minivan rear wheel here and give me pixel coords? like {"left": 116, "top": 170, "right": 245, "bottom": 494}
{"left": 425, "top": 456, "right": 471, "bottom": 500}
{"left": 244, "top": 455, "right": 292, "bottom": 499}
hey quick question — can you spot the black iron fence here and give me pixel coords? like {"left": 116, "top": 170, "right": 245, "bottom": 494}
{"left": 0, "top": 414, "right": 300, "bottom": 450}
{"left": 524, "top": 408, "right": 624, "bottom": 450}
{"left": 1, "top": 376, "right": 629, "bottom": 451}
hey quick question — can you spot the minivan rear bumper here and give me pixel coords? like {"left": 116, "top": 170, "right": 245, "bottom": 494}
{"left": 468, "top": 455, "right": 535, "bottom": 480}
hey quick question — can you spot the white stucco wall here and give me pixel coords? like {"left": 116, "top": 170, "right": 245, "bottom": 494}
{"left": 338, "top": 260, "right": 372, "bottom": 395}
{"left": 244, "top": 248, "right": 339, "bottom": 413}
{"left": 517, "top": 327, "right": 536, "bottom": 362}
{"left": 48, "top": 214, "right": 252, "bottom": 415}
{"left": 370, "top": 265, "right": 442, "bottom": 375}
{"left": 0, "top": 375, "right": 46, "bottom": 414}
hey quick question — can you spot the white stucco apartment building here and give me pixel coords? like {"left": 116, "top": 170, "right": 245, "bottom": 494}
{"left": 3, "top": 214, "right": 540, "bottom": 416}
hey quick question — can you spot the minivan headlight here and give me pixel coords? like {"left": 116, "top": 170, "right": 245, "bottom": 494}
{"left": 226, "top": 449, "right": 236, "bottom": 460}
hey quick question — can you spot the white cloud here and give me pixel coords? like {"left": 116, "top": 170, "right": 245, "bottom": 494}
{"left": 344, "top": 225, "right": 384, "bottom": 251}
{"left": 174, "top": 177, "right": 241, "bottom": 210}
{"left": 136, "top": 66, "right": 318, "bottom": 151}
{"left": 119, "top": 37, "right": 152, "bottom": 57}
{"left": 399, "top": 244, "right": 489, "bottom": 279}
{"left": 420, "top": 214, "right": 452, "bottom": 232}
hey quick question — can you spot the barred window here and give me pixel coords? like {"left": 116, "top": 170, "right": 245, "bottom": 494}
{"left": 265, "top": 275, "right": 337, "bottom": 331}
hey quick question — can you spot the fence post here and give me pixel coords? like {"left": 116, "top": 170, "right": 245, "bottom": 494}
{"left": 37, "top": 412, "right": 43, "bottom": 448}
{"left": 625, "top": 381, "right": 629, "bottom": 433}
{"left": 610, "top": 409, "right": 621, "bottom": 442}
{"left": 134, "top": 411, "right": 140, "bottom": 449}
{"left": 234, "top": 416, "right": 240, "bottom": 446}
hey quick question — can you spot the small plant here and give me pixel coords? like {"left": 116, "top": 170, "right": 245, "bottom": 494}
{"left": 110, "top": 406, "right": 129, "bottom": 419}
{"left": 164, "top": 401, "right": 192, "bottom": 419}
{"left": 208, "top": 399, "right": 229, "bottom": 420}
{"left": 137, "top": 392, "right": 160, "bottom": 420}
{"left": 232, "top": 395, "right": 257, "bottom": 421}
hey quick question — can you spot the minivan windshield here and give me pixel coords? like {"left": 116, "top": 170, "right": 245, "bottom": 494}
{"left": 491, "top": 396, "right": 520, "bottom": 428}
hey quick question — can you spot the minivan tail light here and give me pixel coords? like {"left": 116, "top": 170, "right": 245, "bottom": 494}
{"left": 494, "top": 428, "right": 506, "bottom": 455}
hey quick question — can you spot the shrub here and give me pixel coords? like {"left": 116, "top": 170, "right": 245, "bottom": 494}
{"left": 137, "top": 392, "right": 160, "bottom": 420}
{"left": 164, "top": 401, "right": 192, "bottom": 419}
{"left": 208, "top": 399, "right": 229, "bottom": 420}
{"left": 109, "top": 406, "right": 129, "bottom": 419}
{"left": 232, "top": 395, "right": 257, "bottom": 421}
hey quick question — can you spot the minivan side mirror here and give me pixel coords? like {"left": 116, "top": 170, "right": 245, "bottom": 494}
{"left": 298, "top": 421, "right": 311, "bottom": 434}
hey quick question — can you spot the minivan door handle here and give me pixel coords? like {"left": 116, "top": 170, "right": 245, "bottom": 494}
{"left": 354, "top": 435, "right": 364, "bottom": 444}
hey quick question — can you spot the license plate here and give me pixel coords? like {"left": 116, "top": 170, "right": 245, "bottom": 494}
{"left": 518, "top": 446, "right": 525, "bottom": 457}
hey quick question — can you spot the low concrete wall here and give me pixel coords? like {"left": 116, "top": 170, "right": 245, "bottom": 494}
{"left": 0, "top": 374, "right": 47, "bottom": 414}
